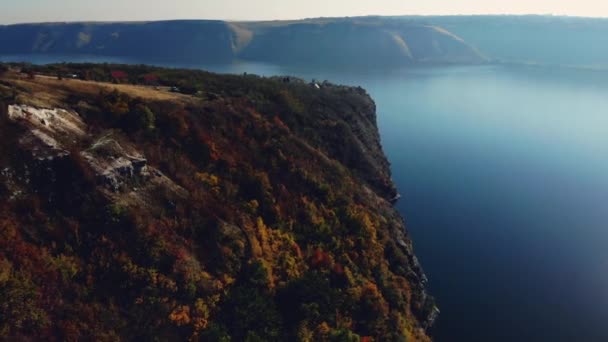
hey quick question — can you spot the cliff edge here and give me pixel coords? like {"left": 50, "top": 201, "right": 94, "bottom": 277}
{"left": 0, "top": 64, "right": 437, "bottom": 341}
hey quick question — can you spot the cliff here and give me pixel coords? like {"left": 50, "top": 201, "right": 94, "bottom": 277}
{"left": 0, "top": 19, "right": 486, "bottom": 67}
{"left": 235, "top": 20, "right": 486, "bottom": 67}
{"left": 0, "top": 64, "right": 436, "bottom": 341}
{"left": 0, "top": 21, "right": 235, "bottom": 63}
{"left": 409, "top": 15, "right": 608, "bottom": 68}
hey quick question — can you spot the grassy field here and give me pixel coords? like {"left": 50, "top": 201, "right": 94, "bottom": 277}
{"left": 11, "top": 73, "right": 191, "bottom": 103}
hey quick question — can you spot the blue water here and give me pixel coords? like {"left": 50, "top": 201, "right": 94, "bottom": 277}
{"left": 4, "top": 54, "right": 608, "bottom": 341}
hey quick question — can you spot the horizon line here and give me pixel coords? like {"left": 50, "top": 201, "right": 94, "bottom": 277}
{"left": 2, "top": 13, "right": 608, "bottom": 26}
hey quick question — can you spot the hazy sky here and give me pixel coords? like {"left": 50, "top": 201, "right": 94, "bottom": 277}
{"left": 2, "top": 0, "right": 608, "bottom": 24}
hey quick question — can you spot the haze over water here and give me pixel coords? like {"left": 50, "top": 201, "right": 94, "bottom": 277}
{"left": 3, "top": 54, "right": 608, "bottom": 341}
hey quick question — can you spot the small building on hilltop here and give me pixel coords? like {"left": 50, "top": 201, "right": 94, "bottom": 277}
{"left": 142, "top": 73, "right": 160, "bottom": 86}
{"left": 111, "top": 70, "right": 128, "bottom": 83}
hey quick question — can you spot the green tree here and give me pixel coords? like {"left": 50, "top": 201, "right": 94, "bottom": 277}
{"left": 135, "top": 104, "right": 156, "bottom": 131}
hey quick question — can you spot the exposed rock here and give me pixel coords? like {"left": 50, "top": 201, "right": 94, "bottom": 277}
{"left": 8, "top": 104, "right": 86, "bottom": 138}
{"left": 289, "top": 83, "right": 398, "bottom": 199}
{"left": 424, "top": 306, "right": 441, "bottom": 330}
{"left": 82, "top": 135, "right": 150, "bottom": 192}
{"left": 83, "top": 153, "right": 147, "bottom": 192}
{"left": 0, "top": 166, "right": 22, "bottom": 200}
{"left": 4, "top": 103, "right": 184, "bottom": 198}
{"left": 17, "top": 129, "right": 70, "bottom": 161}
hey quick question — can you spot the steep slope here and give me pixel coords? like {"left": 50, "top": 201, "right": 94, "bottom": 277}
{"left": 0, "top": 21, "right": 236, "bottom": 63}
{"left": 0, "top": 19, "right": 485, "bottom": 67}
{"left": 236, "top": 20, "right": 485, "bottom": 67}
{"left": 0, "top": 64, "right": 437, "bottom": 341}
{"left": 405, "top": 15, "right": 608, "bottom": 68}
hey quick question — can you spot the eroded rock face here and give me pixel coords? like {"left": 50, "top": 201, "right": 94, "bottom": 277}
{"left": 82, "top": 138, "right": 150, "bottom": 192}
{"left": 7, "top": 105, "right": 84, "bottom": 163}
{"left": 296, "top": 85, "right": 398, "bottom": 199}
{"left": 8, "top": 104, "right": 86, "bottom": 138}
{"left": 18, "top": 129, "right": 70, "bottom": 161}
{"left": 3, "top": 104, "right": 182, "bottom": 197}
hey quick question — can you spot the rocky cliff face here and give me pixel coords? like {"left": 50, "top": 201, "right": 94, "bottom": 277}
{"left": 262, "top": 78, "right": 399, "bottom": 200}
{"left": 3, "top": 102, "right": 187, "bottom": 214}
{"left": 0, "top": 65, "right": 436, "bottom": 341}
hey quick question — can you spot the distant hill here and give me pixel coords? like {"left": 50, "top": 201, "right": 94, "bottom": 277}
{"left": 401, "top": 15, "right": 608, "bottom": 68}
{"left": 0, "top": 19, "right": 486, "bottom": 67}
{"left": 4, "top": 16, "right": 605, "bottom": 69}
{"left": 233, "top": 19, "right": 486, "bottom": 67}
{"left": 0, "top": 21, "right": 235, "bottom": 63}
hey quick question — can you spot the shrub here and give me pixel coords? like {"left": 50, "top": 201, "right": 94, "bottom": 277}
{"left": 128, "top": 104, "right": 156, "bottom": 132}
{"left": 0, "top": 272, "right": 50, "bottom": 335}
{"left": 329, "top": 328, "right": 360, "bottom": 342}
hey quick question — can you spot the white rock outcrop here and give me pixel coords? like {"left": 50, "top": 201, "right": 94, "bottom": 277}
{"left": 8, "top": 104, "right": 86, "bottom": 137}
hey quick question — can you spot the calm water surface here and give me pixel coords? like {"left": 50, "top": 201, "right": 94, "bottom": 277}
{"left": 4, "top": 54, "right": 608, "bottom": 341}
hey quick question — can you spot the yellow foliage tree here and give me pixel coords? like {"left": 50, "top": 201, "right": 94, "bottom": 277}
{"left": 169, "top": 305, "right": 191, "bottom": 326}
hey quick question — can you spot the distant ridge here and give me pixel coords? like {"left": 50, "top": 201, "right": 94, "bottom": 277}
{"left": 6, "top": 15, "right": 606, "bottom": 69}
{"left": 0, "top": 18, "right": 486, "bottom": 67}
{"left": 398, "top": 15, "right": 608, "bottom": 68}
{"left": 0, "top": 21, "right": 234, "bottom": 63}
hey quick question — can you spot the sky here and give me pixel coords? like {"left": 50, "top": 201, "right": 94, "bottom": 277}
{"left": 2, "top": 0, "right": 608, "bottom": 24}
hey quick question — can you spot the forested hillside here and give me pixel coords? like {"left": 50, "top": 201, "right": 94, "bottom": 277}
{"left": 0, "top": 64, "right": 437, "bottom": 341}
